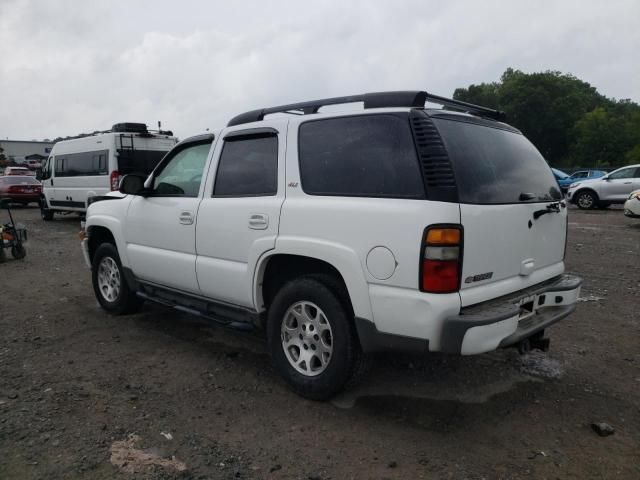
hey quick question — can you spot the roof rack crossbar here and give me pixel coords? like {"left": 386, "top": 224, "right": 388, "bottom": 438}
{"left": 227, "top": 91, "right": 505, "bottom": 126}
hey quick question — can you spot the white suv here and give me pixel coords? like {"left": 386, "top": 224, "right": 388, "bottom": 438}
{"left": 81, "top": 91, "right": 582, "bottom": 399}
{"left": 567, "top": 164, "right": 640, "bottom": 209}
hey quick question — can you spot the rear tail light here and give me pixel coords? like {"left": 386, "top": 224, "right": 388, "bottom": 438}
{"left": 110, "top": 171, "right": 120, "bottom": 191}
{"left": 8, "top": 186, "right": 22, "bottom": 193}
{"left": 420, "top": 225, "right": 463, "bottom": 293}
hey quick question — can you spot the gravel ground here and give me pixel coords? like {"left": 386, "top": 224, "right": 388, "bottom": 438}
{"left": 0, "top": 205, "right": 639, "bottom": 479}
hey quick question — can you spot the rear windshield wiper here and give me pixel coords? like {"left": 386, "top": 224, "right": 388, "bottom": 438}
{"left": 533, "top": 201, "right": 565, "bottom": 220}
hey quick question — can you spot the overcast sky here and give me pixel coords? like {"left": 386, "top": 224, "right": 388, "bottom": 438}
{"left": 1, "top": 0, "right": 639, "bottom": 141}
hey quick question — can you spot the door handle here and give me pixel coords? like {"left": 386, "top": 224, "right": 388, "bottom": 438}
{"left": 623, "top": 182, "right": 632, "bottom": 184}
{"left": 179, "top": 211, "right": 194, "bottom": 225}
{"left": 249, "top": 213, "right": 268, "bottom": 230}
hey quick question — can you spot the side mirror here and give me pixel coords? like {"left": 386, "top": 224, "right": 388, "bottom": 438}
{"left": 603, "top": 176, "right": 610, "bottom": 181}
{"left": 119, "top": 174, "right": 147, "bottom": 195}
{"left": 35, "top": 169, "right": 43, "bottom": 181}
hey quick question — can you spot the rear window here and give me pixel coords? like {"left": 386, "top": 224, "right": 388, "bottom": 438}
{"left": 118, "top": 149, "right": 169, "bottom": 175}
{"left": 434, "top": 118, "right": 562, "bottom": 204}
{"left": 1, "top": 176, "right": 40, "bottom": 185}
{"left": 298, "top": 114, "right": 425, "bottom": 198}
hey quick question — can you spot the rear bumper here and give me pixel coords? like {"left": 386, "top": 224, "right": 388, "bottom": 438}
{"left": 440, "top": 274, "right": 582, "bottom": 354}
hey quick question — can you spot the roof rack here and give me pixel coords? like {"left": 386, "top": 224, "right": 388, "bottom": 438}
{"left": 227, "top": 90, "right": 506, "bottom": 126}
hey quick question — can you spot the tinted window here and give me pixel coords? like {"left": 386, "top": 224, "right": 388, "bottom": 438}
{"left": 153, "top": 143, "right": 211, "bottom": 197}
{"left": 54, "top": 150, "right": 109, "bottom": 177}
{"left": 434, "top": 118, "right": 562, "bottom": 204}
{"left": 118, "top": 149, "right": 169, "bottom": 175}
{"left": 298, "top": 115, "right": 424, "bottom": 198}
{"left": 214, "top": 134, "right": 278, "bottom": 196}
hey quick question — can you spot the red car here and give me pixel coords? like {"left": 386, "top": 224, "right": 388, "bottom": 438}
{"left": 0, "top": 176, "right": 42, "bottom": 205}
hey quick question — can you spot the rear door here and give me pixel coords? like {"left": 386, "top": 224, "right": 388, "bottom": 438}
{"left": 433, "top": 117, "right": 566, "bottom": 307}
{"left": 598, "top": 166, "right": 639, "bottom": 201}
{"left": 195, "top": 122, "right": 286, "bottom": 308}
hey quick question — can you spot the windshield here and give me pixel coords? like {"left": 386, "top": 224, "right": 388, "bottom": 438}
{"left": 552, "top": 168, "right": 570, "bottom": 179}
{"left": 434, "top": 118, "right": 562, "bottom": 204}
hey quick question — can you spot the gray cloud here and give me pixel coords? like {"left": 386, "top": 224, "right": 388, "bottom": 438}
{"left": 1, "top": 0, "right": 638, "bottom": 140}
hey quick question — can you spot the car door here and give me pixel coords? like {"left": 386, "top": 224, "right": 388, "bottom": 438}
{"left": 40, "top": 156, "right": 55, "bottom": 205}
{"left": 599, "top": 166, "right": 638, "bottom": 201}
{"left": 195, "top": 122, "right": 287, "bottom": 308}
{"left": 123, "top": 136, "right": 214, "bottom": 293}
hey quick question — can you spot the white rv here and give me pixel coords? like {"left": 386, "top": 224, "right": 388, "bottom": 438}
{"left": 38, "top": 123, "right": 177, "bottom": 220}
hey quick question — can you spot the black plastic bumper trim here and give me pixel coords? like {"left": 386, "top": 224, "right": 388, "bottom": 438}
{"left": 355, "top": 317, "right": 428, "bottom": 354}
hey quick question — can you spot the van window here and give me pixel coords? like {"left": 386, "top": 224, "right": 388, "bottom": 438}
{"left": 298, "top": 115, "right": 425, "bottom": 198}
{"left": 433, "top": 118, "right": 562, "bottom": 204}
{"left": 54, "top": 150, "right": 109, "bottom": 177}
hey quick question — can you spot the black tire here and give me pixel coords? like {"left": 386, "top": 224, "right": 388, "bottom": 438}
{"left": 575, "top": 190, "right": 598, "bottom": 210}
{"left": 267, "top": 275, "right": 364, "bottom": 400}
{"left": 11, "top": 244, "right": 26, "bottom": 259}
{"left": 92, "top": 243, "right": 143, "bottom": 315}
{"left": 40, "top": 199, "right": 54, "bottom": 221}
{"left": 0, "top": 248, "right": 6, "bottom": 263}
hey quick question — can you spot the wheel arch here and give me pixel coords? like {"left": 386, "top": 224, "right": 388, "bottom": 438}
{"left": 86, "top": 216, "right": 129, "bottom": 267}
{"left": 255, "top": 249, "right": 373, "bottom": 322}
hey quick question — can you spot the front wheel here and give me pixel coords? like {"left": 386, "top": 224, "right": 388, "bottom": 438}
{"left": 576, "top": 190, "right": 597, "bottom": 210}
{"left": 267, "top": 276, "right": 363, "bottom": 400}
{"left": 40, "top": 199, "right": 54, "bottom": 221}
{"left": 92, "top": 243, "right": 142, "bottom": 315}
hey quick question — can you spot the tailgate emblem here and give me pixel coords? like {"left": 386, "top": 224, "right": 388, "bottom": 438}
{"left": 464, "top": 272, "right": 493, "bottom": 284}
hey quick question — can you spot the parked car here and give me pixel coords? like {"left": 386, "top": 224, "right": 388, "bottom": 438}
{"left": 81, "top": 91, "right": 582, "bottom": 400}
{"left": 567, "top": 164, "right": 640, "bottom": 209}
{"left": 0, "top": 175, "right": 42, "bottom": 205}
{"left": 556, "top": 169, "right": 607, "bottom": 192}
{"left": 624, "top": 190, "right": 640, "bottom": 218}
{"left": 4, "top": 166, "right": 35, "bottom": 176}
{"left": 38, "top": 122, "right": 177, "bottom": 220}
{"left": 552, "top": 168, "right": 571, "bottom": 192}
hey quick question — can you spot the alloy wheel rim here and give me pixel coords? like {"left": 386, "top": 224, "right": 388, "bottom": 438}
{"left": 97, "top": 256, "right": 121, "bottom": 303}
{"left": 578, "top": 193, "right": 593, "bottom": 208}
{"left": 281, "top": 301, "right": 333, "bottom": 377}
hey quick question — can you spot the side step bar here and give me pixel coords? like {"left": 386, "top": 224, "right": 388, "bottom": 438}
{"left": 136, "top": 288, "right": 257, "bottom": 333}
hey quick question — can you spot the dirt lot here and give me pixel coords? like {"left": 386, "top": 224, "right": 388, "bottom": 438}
{"left": 0, "top": 206, "right": 639, "bottom": 479}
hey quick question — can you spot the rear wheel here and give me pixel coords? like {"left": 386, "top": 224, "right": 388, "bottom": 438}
{"left": 92, "top": 243, "right": 142, "bottom": 315}
{"left": 267, "top": 276, "right": 364, "bottom": 400}
{"left": 576, "top": 190, "right": 597, "bottom": 210}
{"left": 11, "top": 244, "right": 26, "bottom": 259}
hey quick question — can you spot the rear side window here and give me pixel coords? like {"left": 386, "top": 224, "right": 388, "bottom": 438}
{"left": 298, "top": 115, "right": 425, "bottom": 198}
{"left": 434, "top": 119, "right": 562, "bottom": 204}
{"left": 54, "top": 150, "right": 109, "bottom": 177}
{"left": 214, "top": 134, "right": 278, "bottom": 196}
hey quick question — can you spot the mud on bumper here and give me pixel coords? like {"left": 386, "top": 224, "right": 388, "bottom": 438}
{"left": 440, "top": 274, "right": 582, "bottom": 355}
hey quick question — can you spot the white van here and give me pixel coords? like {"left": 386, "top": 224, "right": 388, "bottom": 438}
{"left": 38, "top": 123, "right": 178, "bottom": 220}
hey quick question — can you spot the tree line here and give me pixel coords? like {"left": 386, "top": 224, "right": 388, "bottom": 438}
{"left": 453, "top": 68, "right": 640, "bottom": 169}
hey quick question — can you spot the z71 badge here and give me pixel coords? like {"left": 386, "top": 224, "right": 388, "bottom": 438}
{"left": 464, "top": 272, "right": 494, "bottom": 284}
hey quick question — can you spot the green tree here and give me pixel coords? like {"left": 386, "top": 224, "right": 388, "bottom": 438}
{"left": 453, "top": 68, "right": 640, "bottom": 167}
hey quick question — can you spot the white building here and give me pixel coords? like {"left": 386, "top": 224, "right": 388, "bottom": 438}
{"left": 0, "top": 139, "right": 55, "bottom": 164}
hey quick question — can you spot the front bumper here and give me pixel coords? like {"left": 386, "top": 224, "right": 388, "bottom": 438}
{"left": 623, "top": 199, "right": 640, "bottom": 217}
{"left": 440, "top": 274, "right": 582, "bottom": 355}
